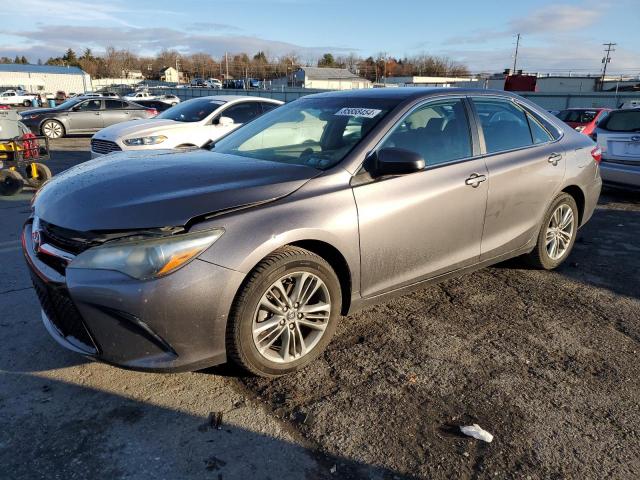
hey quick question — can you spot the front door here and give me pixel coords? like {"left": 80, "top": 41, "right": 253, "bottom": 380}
{"left": 69, "top": 99, "right": 104, "bottom": 132}
{"left": 353, "top": 97, "right": 488, "bottom": 297}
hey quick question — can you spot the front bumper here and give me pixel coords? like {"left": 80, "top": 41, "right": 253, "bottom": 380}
{"left": 600, "top": 160, "right": 640, "bottom": 190}
{"left": 23, "top": 221, "right": 245, "bottom": 372}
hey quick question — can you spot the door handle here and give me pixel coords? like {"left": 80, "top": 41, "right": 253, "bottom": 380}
{"left": 548, "top": 152, "right": 562, "bottom": 165}
{"left": 465, "top": 173, "right": 487, "bottom": 188}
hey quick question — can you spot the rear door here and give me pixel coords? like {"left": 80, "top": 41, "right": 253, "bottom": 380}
{"left": 68, "top": 99, "right": 104, "bottom": 132}
{"left": 353, "top": 97, "right": 489, "bottom": 297}
{"left": 470, "top": 96, "right": 565, "bottom": 261}
{"left": 102, "top": 99, "right": 131, "bottom": 127}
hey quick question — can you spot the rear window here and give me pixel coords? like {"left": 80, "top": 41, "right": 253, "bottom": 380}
{"left": 599, "top": 110, "right": 640, "bottom": 132}
{"left": 557, "top": 109, "right": 598, "bottom": 123}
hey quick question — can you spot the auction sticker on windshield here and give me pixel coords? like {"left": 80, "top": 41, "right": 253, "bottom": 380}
{"left": 335, "top": 107, "right": 382, "bottom": 118}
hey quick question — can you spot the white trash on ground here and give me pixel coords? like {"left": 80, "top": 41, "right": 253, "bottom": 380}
{"left": 460, "top": 424, "right": 494, "bottom": 443}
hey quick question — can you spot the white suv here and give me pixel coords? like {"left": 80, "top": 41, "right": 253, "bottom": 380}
{"left": 90, "top": 96, "right": 282, "bottom": 158}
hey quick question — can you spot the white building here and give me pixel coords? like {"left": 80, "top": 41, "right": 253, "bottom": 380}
{"left": 381, "top": 76, "right": 477, "bottom": 88}
{"left": 274, "top": 67, "right": 371, "bottom": 90}
{"left": 160, "top": 67, "right": 181, "bottom": 83}
{"left": 0, "top": 64, "right": 91, "bottom": 95}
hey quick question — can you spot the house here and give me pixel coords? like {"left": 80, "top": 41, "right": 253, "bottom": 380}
{"left": 159, "top": 67, "right": 183, "bottom": 83}
{"left": 273, "top": 67, "right": 371, "bottom": 90}
{"left": 122, "top": 69, "right": 144, "bottom": 80}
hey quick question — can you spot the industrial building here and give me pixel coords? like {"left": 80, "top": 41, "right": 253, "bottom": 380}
{"left": 273, "top": 67, "right": 371, "bottom": 90}
{"left": 0, "top": 64, "right": 91, "bottom": 95}
{"left": 381, "top": 76, "right": 477, "bottom": 87}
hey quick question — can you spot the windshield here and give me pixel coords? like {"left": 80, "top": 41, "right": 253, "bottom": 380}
{"left": 557, "top": 109, "right": 598, "bottom": 123}
{"left": 56, "top": 98, "right": 83, "bottom": 110}
{"left": 599, "top": 110, "right": 640, "bottom": 132}
{"left": 212, "top": 96, "right": 398, "bottom": 169}
{"left": 157, "top": 98, "right": 225, "bottom": 122}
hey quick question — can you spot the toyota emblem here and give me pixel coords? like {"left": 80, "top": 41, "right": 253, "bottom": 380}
{"left": 631, "top": 135, "right": 640, "bottom": 142}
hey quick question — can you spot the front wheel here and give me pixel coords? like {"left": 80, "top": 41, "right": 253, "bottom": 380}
{"left": 526, "top": 193, "right": 578, "bottom": 270}
{"left": 41, "top": 120, "right": 64, "bottom": 139}
{"left": 226, "top": 246, "right": 341, "bottom": 377}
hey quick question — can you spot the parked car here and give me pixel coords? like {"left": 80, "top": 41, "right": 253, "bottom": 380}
{"left": 556, "top": 108, "right": 610, "bottom": 136}
{"left": 158, "top": 94, "right": 181, "bottom": 105}
{"left": 207, "top": 79, "right": 223, "bottom": 89}
{"left": 0, "top": 89, "right": 38, "bottom": 107}
{"left": 90, "top": 96, "right": 281, "bottom": 157}
{"left": 123, "top": 91, "right": 157, "bottom": 102}
{"left": 19, "top": 97, "right": 158, "bottom": 139}
{"left": 619, "top": 99, "right": 640, "bottom": 109}
{"left": 593, "top": 107, "right": 640, "bottom": 190}
{"left": 24, "top": 88, "right": 601, "bottom": 377}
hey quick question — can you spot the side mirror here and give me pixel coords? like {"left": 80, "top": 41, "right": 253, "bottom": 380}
{"left": 217, "top": 116, "right": 234, "bottom": 127}
{"left": 372, "top": 147, "right": 425, "bottom": 176}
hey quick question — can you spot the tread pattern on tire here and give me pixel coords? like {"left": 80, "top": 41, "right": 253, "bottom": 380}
{"left": 527, "top": 192, "right": 577, "bottom": 270}
{"left": 226, "top": 245, "right": 335, "bottom": 377}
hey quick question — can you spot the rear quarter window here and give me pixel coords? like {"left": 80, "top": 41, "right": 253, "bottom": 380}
{"left": 599, "top": 110, "right": 640, "bottom": 132}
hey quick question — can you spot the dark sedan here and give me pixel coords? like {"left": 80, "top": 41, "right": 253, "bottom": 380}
{"left": 20, "top": 97, "right": 158, "bottom": 139}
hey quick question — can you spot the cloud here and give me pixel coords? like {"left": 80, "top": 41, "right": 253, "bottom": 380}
{"left": 445, "top": 4, "right": 601, "bottom": 45}
{"left": 509, "top": 4, "right": 600, "bottom": 34}
{"left": 2, "top": 25, "right": 357, "bottom": 62}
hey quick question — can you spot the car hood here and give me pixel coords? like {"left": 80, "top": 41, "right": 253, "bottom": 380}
{"left": 34, "top": 149, "right": 320, "bottom": 231}
{"left": 93, "top": 119, "right": 193, "bottom": 140}
{"left": 20, "top": 108, "right": 58, "bottom": 116}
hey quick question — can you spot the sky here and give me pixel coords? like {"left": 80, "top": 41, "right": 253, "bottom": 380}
{"left": 1, "top": 0, "right": 639, "bottom": 74}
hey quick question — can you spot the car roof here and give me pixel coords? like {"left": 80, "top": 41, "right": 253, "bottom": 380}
{"left": 307, "top": 87, "right": 521, "bottom": 101}
{"left": 184, "top": 95, "right": 282, "bottom": 104}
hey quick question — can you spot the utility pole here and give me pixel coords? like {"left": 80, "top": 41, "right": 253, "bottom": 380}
{"left": 225, "top": 53, "right": 229, "bottom": 80}
{"left": 512, "top": 33, "right": 521, "bottom": 73}
{"left": 600, "top": 42, "right": 616, "bottom": 91}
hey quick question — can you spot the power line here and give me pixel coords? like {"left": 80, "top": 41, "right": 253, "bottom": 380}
{"left": 600, "top": 42, "right": 616, "bottom": 90}
{"left": 512, "top": 33, "right": 521, "bottom": 73}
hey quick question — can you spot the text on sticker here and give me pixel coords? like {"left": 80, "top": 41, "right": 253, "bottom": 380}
{"left": 335, "top": 108, "right": 382, "bottom": 118}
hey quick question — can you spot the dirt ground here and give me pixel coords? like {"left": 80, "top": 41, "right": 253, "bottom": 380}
{"left": 1, "top": 137, "right": 638, "bottom": 479}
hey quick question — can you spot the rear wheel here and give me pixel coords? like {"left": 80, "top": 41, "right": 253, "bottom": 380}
{"left": 526, "top": 193, "right": 578, "bottom": 269}
{"left": 0, "top": 170, "right": 24, "bottom": 196}
{"left": 41, "top": 120, "right": 64, "bottom": 139}
{"left": 24, "top": 163, "right": 52, "bottom": 189}
{"left": 226, "top": 246, "right": 341, "bottom": 377}
{"left": 23, "top": 100, "right": 32, "bottom": 107}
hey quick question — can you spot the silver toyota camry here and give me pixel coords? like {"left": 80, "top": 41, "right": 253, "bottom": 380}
{"left": 23, "top": 88, "right": 601, "bottom": 377}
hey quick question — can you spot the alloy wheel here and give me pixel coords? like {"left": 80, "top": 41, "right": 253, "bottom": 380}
{"left": 252, "top": 271, "right": 331, "bottom": 364}
{"left": 545, "top": 204, "right": 574, "bottom": 260}
{"left": 42, "top": 121, "right": 63, "bottom": 139}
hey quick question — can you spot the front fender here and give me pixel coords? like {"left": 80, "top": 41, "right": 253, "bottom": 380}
{"left": 195, "top": 170, "right": 361, "bottom": 296}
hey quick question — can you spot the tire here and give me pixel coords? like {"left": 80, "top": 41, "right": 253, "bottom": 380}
{"left": 226, "top": 246, "right": 341, "bottom": 377}
{"left": 41, "top": 120, "right": 64, "bottom": 139}
{"left": 0, "top": 170, "right": 24, "bottom": 196}
{"left": 23, "top": 100, "right": 31, "bottom": 107}
{"left": 24, "top": 163, "right": 52, "bottom": 189}
{"left": 526, "top": 193, "right": 579, "bottom": 270}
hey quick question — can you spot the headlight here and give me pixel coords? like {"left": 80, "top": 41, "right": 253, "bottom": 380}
{"left": 123, "top": 135, "right": 167, "bottom": 146}
{"left": 68, "top": 228, "right": 224, "bottom": 280}
{"left": 21, "top": 114, "right": 41, "bottom": 120}
{"left": 574, "top": 126, "right": 586, "bottom": 132}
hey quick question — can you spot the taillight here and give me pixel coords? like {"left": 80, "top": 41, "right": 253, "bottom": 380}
{"left": 591, "top": 146, "right": 602, "bottom": 164}
{"left": 147, "top": 108, "right": 158, "bottom": 117}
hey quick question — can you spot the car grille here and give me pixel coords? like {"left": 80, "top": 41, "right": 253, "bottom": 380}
{"left": 31, "top": 272, "right": 98, "bottom": 353}
{"left": 40, "top": 220, "right": 97, "bottom": 255}
{"left": 91, "top": 139, "right": 122, "bottom": 155}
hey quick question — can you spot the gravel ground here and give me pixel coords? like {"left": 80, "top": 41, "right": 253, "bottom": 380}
{"left": 1, "top": 137, "right": 639, "bottom": 479}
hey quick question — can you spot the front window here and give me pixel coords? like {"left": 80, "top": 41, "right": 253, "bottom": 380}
{"left": 212, "top": 97, "right": 398, "bottom": 169}
{"left": 379, "top": 98, "right": 472, "bottom": 166}
{"left": 157, "top": 98, "right": 225, "bottom": 122}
